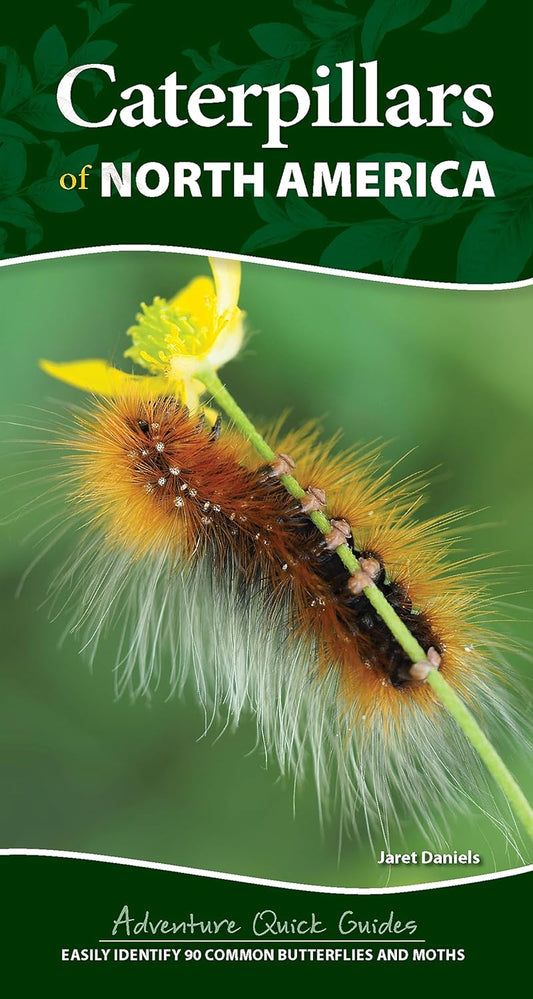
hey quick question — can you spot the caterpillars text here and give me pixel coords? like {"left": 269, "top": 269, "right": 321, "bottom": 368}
{"left": 55, "top": 59, "right": 497, "bottom": 200}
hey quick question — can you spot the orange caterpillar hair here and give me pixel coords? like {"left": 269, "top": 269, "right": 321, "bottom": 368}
{"left": 48, "top": 391, "right": 521, "bottom": 844}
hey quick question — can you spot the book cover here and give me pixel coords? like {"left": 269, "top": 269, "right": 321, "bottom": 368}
{"left": 1, "top": 0, "right": 531, "bottom": 987}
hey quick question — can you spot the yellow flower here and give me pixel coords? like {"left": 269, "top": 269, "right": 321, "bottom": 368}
{"left": 40, "top": 257, "right": 245, "bottom": 411}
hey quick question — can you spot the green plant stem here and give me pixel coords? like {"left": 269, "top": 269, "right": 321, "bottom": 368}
{"left": 427, "top": 669, "right": 533, "bottom": 841}
{"left": 197, "top": 364, "right": 533, "bottom": 843}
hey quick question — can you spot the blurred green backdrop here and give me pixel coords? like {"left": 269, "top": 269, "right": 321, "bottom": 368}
{"left": 1, "top": 251, "right": 532, "bottom": 887}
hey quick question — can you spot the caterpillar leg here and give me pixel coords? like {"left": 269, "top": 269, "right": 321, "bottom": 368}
{"left": 300, "top": 486, "right": 327, "bottom": 514}
{"left": 270, "top": 452, "right": 296, "bottom": 477}
{"left": 325, "top": 517, "right": 352, "bottom": 551}
{"left": 410, "top": 646, "right": 442, "bottom": 681}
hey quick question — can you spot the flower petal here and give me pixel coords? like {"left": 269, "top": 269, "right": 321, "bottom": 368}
{"left": 168, "top": 276, "right": 216, "bottom": 330}
{"left": 208, "top": 257, "right": 241, "bottom": 319}
{"left": 40, "top": 359, "right": 168, "bottom": 397}
{"left": 39, "top": 358, "right": 215, "bottom": 417}
{"left": 207, "top": 318, "right": 245, "bottom": 370}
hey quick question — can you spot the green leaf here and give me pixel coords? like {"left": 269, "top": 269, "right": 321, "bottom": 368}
{"left": 424, "top": 0, "right": 487, "bottom": 34}
{"left": 0, "top": 196, "right": 43, "bottom": 248}
{"left": 74, "top": 68, "right": 108, "bottom": 97}
{"left": 0, "top": 118, "right": 37, "bottom": 143}
{"left": 248, "top": 191, "right": 328, "bottom": 244}
{"left": 70, "top": 40, "right": 117, "bottom": 65}
{"left": 43, "top": 138, "right": 64, "bottom": 177}
{"left": 362, "top": 154, "right": 460, "bottom": 222}
{"left": 0, "top": 47, "right": 33, "bottom": 114}
{"left": 33, "top": 26, "right": 68, "bottom": 85}
{"left": 313, "top": 31, "right": 356, "bottom": 101}
{"left": 362, "top": 0, "right": 433, "bottom": 59}
{"left": 238, "top": 59, "right": 291, "bottom": 87}
{"left": 293, "top": 0, "right": 359, "bottom": 37}
{"left": 253, "top": 192, "right": 287, "bottom": 224}
{"left": 383, "top": 223, "right": 423, "bottom": 276}
{"left": 285, "top": 191, "right": 328, "bottom": 228}
{"left": 102, "top": 3, "right": 132, "bottom": 24}
{"left": 242, "top": 222, "right": 302, "bottom": 251}
{"left": 78, "top": 1, "right": 103, "bottom": 35}
{"left": 0, "top": 139, "right": 26, "bottom": 195}
{"left": 16, "top": 94, "right": 81, "bottom": 132}
{"left": 61, "top": 144, "right": 99, "bottom": 174}
{"left": 77, "top": 2, "right": 130, "bottom": 46}
{"left": 183, "top": 45, "right": 239, "bottom": 86}
{"left": 26, "top": 179, "right": 84, "bottom": 213}
{"left": 250, "top": 23, "right": 312, "bottom": 58}
{"left": 43, "top": 141, "right": 98, "bottom": 179}
{"left": 182, "top": 48, "right": 211, "bottom": 73}
{"left": 320, "top": 218, "right": 414, "bottom": 270}
{"left": 447, "top": 123, "right": 533, "bottom": 197}
{"left": 457, "top": 193, "right": 533, "bottom": 283}
{"left": 207, "top": 42, "right": 239, "bottom": 74}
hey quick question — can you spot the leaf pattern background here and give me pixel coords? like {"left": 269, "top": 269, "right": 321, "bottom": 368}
{"left": 0, "top": 0, "right": 131, "bottom": 256}
{"left": 201, "top": 0, "right": 529, "bottom": 283}
{"left": 0, "top": 0, "right": 531, "bottom": 283}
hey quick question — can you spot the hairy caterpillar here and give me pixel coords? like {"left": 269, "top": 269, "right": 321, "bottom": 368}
{"left": 12, "top": 254, "right": 530, "bottom": 855}
{"left": 42, "top": 389, "right": 523, "bottom": 846}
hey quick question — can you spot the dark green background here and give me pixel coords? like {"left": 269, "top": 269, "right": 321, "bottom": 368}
{"left": 0, "top": 856, "right": 529, "bottom": 988}
{"left": 1, "top": 0, "right": 532, "bottom": 281}
{"left": 1, "top": 250, "right": 532, "bottom": 887}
